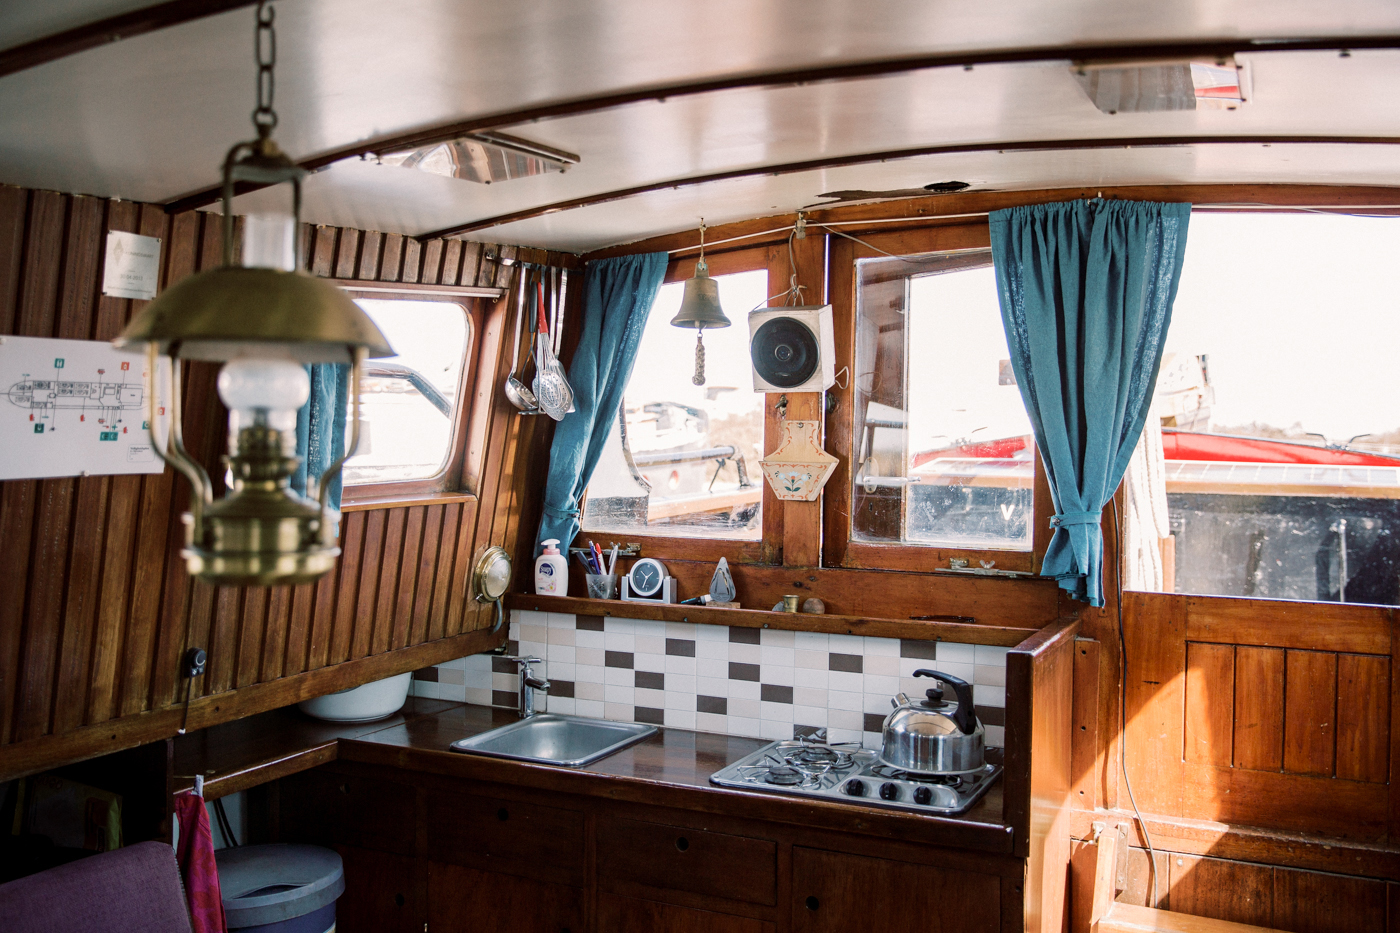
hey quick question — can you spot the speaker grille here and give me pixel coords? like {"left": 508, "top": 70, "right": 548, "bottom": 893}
{"left": 752, "top": 317, "right": 819, "bottom": 388}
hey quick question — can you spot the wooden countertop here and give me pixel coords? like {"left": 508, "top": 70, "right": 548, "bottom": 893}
{"left": 175, "top": 699, "right": 1014, "bottom": 856}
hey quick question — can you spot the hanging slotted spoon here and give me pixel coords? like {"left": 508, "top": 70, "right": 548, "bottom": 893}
{"left": 503, "top": 271, "right": 537, "bottom": 410}
{"left": 533, "top": 277, "right": 573, "bottom": 421}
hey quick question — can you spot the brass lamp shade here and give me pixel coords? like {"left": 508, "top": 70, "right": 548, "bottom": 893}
{"left": 115, "top": 266, "right": 393, "bottom": 362}
{"left": 669, "top": 260, "right": 731, "bottom": 330}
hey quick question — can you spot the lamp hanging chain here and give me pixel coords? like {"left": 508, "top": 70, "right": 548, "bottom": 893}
{"left": 253, "top": 1, "right": 277, "bottom": 136}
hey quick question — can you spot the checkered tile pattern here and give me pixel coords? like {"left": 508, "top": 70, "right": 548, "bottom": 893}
{"left": 413, "top": 610, "right": 1008, "bottom": 749}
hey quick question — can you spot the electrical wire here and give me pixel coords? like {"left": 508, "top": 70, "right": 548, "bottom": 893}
{"left": 1111, "top": 497, "right": 1158, "bottom": 907}
{"left": 213, "top": 796, "right": 239, "bottom": 848}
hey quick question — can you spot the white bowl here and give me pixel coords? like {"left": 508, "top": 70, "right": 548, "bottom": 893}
{"left": 297, "top": 672, "right": 412, "bottom": 722}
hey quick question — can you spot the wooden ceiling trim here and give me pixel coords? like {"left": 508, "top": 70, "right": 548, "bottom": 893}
{"left": 0, "top": 0, "right": 258, "bottom": 80}
{"left": 419, "top": 136, "right": 1400, "bottom": 242}
{"left": 160, "top": 34, "right": 1400, "bottom": 215}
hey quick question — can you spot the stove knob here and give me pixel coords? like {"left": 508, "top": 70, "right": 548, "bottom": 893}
{"left": 844, "top": 779, "right": 867, "bottom": 797}
{"left": 879, "top": 782, "right": 899, "bottom": 801}
{"left": 913, "top": 786, "right": 933, "bottom": 805}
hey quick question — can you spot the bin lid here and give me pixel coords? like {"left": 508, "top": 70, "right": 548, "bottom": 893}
{"left": 216, "top": 844, "right": 345, "bottom": 927}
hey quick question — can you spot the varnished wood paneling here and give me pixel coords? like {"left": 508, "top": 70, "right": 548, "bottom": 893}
{"left": 1336, "top": 653, "right": 1390, "bottom": 783}
{"left": 1272, "top": 867, "right": 1387, "bottom": 933}
{"left": 1283, "top": 650, "right": 1337, "bottom": 777}
{"left": 1184, "top": 643, "right": 1234, "bottom": 767}
{"left": 1233, "top": 646, "right": 1284, "bottom": 772}
{"left": 1168, "top": 854, "right": 1273, "bottom": 927}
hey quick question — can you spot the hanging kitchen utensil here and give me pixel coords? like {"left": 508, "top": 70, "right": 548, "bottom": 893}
{"left": 503, "top": 270, "right": 538, "bottom": 411}
{"left": 879, "top": 670, "right": 985, "bottom": 775}
{"left": 533, "top": 277, "right": 574, "bottom": 420}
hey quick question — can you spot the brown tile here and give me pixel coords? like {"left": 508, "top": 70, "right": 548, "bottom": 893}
{"left": 975, "top": 705, "right": 1005, "bottom": 727}
{"left": 635, "top": 671, "right": 665, "bottom": 690}
{"left": 492, "top": 690, "right": 518, "bottom": 709}
{"left": 863, "top": 712, "right": 886, "bottom": 733}
{"left": 761, "top": 684, "right": 794, "bottom": 704}
{"left": 665, "top": 638, "right": 696, "bottom": 657}
{"left": 605, "top": 650, "right": 634, "bottom": 669}
{"left": 697, "top": 695, "right": 727, "bottom": 715}
{"left": 550, "top": 680, "right": 575, "bottom": 698}
{"left": 829, "top": 653, "right": 863, "bottom": 673}
{"left": 635, "top": 706, "right": 665, "bottom": 725}
{"left": 729, "top": 627, "right": 761, "bottom": 645}
{"left": 576, "top": 617, "right": 605, "bottom": 632}
{"left": 413, "top": 667, "right": 439, "bottom": 682}
{"left": 900, "top": 639, "right": 939, "bottom": 660}
{"left": 729, "top": 661, "right": 761, "bottom": 682}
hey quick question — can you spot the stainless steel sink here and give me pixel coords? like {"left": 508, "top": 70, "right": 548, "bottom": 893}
{"left": 448, "top": 713, "right": 657, "bottom": 767}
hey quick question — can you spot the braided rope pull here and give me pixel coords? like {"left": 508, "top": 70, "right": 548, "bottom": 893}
{"left": 692, "top": 330, "right": 706, "bottom": 386}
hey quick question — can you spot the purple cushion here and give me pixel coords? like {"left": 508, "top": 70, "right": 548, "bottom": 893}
{"left": 0, "top": 841, "right": 193, "bottom": 933}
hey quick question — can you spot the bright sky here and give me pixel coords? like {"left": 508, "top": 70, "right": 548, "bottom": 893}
{"left": 354, "top": 299, "right": 468, "bottom": 397}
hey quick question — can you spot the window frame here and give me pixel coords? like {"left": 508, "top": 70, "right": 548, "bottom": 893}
{"left": 337, "top": 285, "right": 487, "bottom": 506}
{"left": 822, "top": 224, "right": 1054, "bottom": 574}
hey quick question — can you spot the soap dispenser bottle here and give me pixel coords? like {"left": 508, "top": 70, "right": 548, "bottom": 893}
{"left": 534, "top": 539, "right": 568, "bottom": 596}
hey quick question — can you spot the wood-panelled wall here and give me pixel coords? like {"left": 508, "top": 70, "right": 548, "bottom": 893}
{"left": 0, "top": 185, "right": 565, "bottom": 781}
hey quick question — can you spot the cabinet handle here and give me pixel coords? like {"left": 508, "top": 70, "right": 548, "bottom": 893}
{"left": 675, "top": 836, "right": 689, "bottom": 852}
{"left": 497, "top": 808, "right": 509, "bottom": 821}
{"left": 805, "top": 896, "right": 820, "bottom": 911}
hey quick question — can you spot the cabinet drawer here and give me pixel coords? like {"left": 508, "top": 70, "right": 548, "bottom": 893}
{"left": 596, "top": 817, "right": 776, "bottom": 907}
{"left": 279, "top": 770, "right": 417, "bottom": 856}
{"left": 426, "top": 792, "right": 585, "bottom": 886}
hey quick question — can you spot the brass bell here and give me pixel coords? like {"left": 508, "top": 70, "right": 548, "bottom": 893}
{"left": 669, "top": 259, "right": 732, "bottom": 331}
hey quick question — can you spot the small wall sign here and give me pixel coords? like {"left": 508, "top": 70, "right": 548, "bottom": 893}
{"left": 102, "top": 230, "right": 162, "bottom": 300}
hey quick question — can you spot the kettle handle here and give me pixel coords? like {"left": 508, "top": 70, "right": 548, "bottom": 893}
{"left": 914, "top": 669, "right": 977, "bottom": 735}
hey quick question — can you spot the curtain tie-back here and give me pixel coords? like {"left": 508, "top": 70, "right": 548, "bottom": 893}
{"left": 1050, "top": 511, "right": 1101, "bottom": 528}
{"left": 542, "top": 503, "right": 580, "bottom": 520}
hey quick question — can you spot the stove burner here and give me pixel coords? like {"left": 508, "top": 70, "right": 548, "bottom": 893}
{"left": 788, "top": 745, "right": 854, "bottom": 770}
{"left": 869, "top": 762, "right": 964, "bottom": 787}
{"left": 763, "top": 765, "right": 804, "bottom": 785}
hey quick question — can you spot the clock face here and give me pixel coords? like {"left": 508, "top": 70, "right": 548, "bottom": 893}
{"left": 629, "top": 558, "right": 666, "bottom": 597}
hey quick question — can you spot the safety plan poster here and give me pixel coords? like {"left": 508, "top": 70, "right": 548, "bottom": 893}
{"left": 0, "top": 336, "right": 172, "bottom": 480}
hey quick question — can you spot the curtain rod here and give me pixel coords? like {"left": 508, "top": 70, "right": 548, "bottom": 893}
{"left": 665, "top": 203, "right": 1400, "bottom": 255}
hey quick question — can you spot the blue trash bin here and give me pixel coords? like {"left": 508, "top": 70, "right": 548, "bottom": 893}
{"left": 216, "top": 844, "right": 345, "bottom": 933}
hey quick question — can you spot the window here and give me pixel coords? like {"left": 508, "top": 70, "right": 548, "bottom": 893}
{"left": 581, "top": 267, "right": 769, "bottom": 539}
{"left": 342, "top": 298, "right": 471, "bottom": 489}
{"left": 1124, "top": 212, "right": 1400, "bottom": 607}
{"left": 852, "top": 249, "right": 1034, "bottom": 552}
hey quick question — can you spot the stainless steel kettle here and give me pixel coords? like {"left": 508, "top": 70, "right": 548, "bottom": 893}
{"left": 879, "top": 669, "right": 984, "bottom": 774}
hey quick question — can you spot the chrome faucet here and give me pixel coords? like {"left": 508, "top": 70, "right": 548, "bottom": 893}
{"left": 507, "top": 656, "right": 550, "bottom": 718}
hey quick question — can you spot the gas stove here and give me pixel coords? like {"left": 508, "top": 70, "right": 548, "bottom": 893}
{"left": 709, "top": 734, "right": 1001, "bottom": 816}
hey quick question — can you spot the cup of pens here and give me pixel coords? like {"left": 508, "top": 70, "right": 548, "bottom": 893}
{"left": 577, "top": 541, "right": 620, "bottom": 599}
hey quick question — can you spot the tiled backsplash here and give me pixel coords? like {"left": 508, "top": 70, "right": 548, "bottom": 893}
{"left": 413, "top": 610, "right": 1008, "bottom": 748}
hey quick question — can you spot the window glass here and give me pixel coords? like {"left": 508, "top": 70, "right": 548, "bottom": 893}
{"left": 343, "top": 299, "right": 468, "bottom": 486}
{"left": 1124, "top": 213, "right": 1400, "bottom": 606}
{"left": 852, "top": 250, "right": 1033, "bottom": 550}
{"left": 582, "top": 269, "right": 768, "bottom": 539}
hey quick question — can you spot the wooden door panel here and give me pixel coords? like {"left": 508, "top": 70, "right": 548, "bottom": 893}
{"left": 1336, "top": 653, "right": 1390, "bottom": 783}
{"left": 596, "top": 816, "right": 776, "bottom": 907}
{"left": 1284, "top": 650, "right": 1338, "bottom": 777}
{"left": 335, "top": 845, "right": 424, "bottom": 933}
{"left": 425, "top": 790, "right": 585, "bottom": 886}
{"left": 790, "top": 847, "right": 1000, "bottom": 933}
{"left": 1233, "top": 646, "right": 1285, "bottom": 772}
{"left": 596, "top": 893, "right": 773, "bottom": 933}
{"left": 427, "top": 861, "right": 584, "bottom": 933}
{"left": 1185, "top": 643, "right": 1235, "bottom": 766}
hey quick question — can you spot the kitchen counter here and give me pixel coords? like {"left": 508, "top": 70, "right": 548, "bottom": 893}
{"left": 175, "top": 697, "right": 1013, "bottom": 855}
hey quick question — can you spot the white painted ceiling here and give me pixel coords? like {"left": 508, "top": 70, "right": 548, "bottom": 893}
{"left": 1, "top": 0, "right": 1398, "bottom": 251}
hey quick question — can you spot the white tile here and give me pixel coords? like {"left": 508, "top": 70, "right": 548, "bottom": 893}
{"left": 634, "top": 652, "right": 666, "bottom": 673}
{"left": 576, "top": 680, "right": 605, "bottom": 701}
{"left": 575, "top": 663, "right": 604, "bottom": 684}
{"left": 575, "top": 698, "right": 605, "bottom": 718}
{"left": 548, "top": 611, "right": 576, "bottom": 629}
{"left": 439, "top": 656, "right": 467, "bottom": 671}
{"left": 465, "top": 669, "right": 491, "bottom": 691}
{"left": 863, "top": 636, "right": 899, "bottom": 657}
{"left": 975, "top": 684, "right": 1006, "bottom": 707}
{"left": 828, "top": 671, "right": 863, "bottom": 693}
{"left": 519, "top": 640, "right": 548, "bottom": 659}
{"left": 793, "top": 631, "right": 829, "bottom": 651}
{"left": 794, "top": 686, "right": 828, "bottom": 707}
{"left": 760, "top": 645, "right": 795, "bottom": 668}
{"left": 664, "top": 691, "right": 694, "bottom": 711}
{"left": 520, "top": 623, "right": 549, "bottom": 645}
{"left": 546, "top": 643, "right": 576, "bottom": 664}
{"left": 546, "top": 661, "right": 576, "bottom": 682}
{"left": 936, "top": 642, "right": 976, "bottom": 664}
{"left": 634, "top": 634, "right": 665, "bottom": 656}
{"left": 547, "top": 626, "right": 575, "bottom": 647}
{"left": 438, "top": 667, "right": 465, "bottom": 686}
{"left": 604, "top": 702, "right": 634, "bottom": 722}
{"left": 828, "top": 708, "right": 863, "bottom": 731}
{"left": 517, "top": 610, "right": 547, "bottom": 627}
{"left": 664, "top": 655, "right": 697, "bottom": 675}
{"left": 827, "top": 727, "right": 862, "bottom": 746}
{"left": 604, "top": 616, "right": 634, "bottom": 633}
{"left": 828, "top": 634, "right": 865, "bottom": 653}
{"left": 491, "top": 672, "right": 518, "bottom": 691}
{"left": 759, "top": 720, "right": 791, "bottom": 740}
{"left": 760, "top": 665, "right": 795, "bottom": 687}
{"left": 984, "top": 725, "right": 1006, "bottom": 747}
{"left": 604, "top": 666, "right": 633, "bottom": 686}
{"left": 728, "top": 681, "right": 760, "bottom": 701}
{"left": 861, "top": 732, "right": 882, "bottom": 750}
{"left": 864, "top": 693, "right": 894, "bottom": 715}
{"left": 695, "top": 624, "right": 728, "bottom": 641}
{"left": 696, "top": 712, "right": 728, "bottom": 734}
{"left": 574, "top": 647, "right": 605, "bottom": 668}
{"left": 863, "top": 655, "right": 899, "bottom": 676}
{"left": 697, "top": 675, "right": 729, "bottom": 697}
{"left": 728, "top": 717, "right": 762, "bottom": 739}
{"left": 760, "top": 701, "right": 794, "bottom": 723}
{"left": 696, "top": 640, "right": 728, "bottom": 660}
{"left": 793, "top": 705, "right": 828, "bottom": 727}
{"left": 463, "top": 654, "right": 492, "bottom": 671}
{"left": 666, "top": 621, "right": 698, "bottom": 639}
{"left": 604, "top": 631, "right": 635, "bottom": 651}
{"left": 794, "top": 649, "right": 827, "bottom": 670}
{"left": 898, "top": 657, "right": 932, "bottom": 677}
{"left": 793, "top": 667, "right": 828, "bottom": 689}
{"left": 547, "top": 696, "right": 576, "bottom": 715}
{"left": 975, "top": 664, "right": 1006, "bottom": 687}
{"left": 729, "top": 698, "right": 761, "bottom": 719}
{"left": 664, "top": 708, "right": 697, "bottom": 730}
{"left": 864, "top": 673, "right": 898, "bottom": 696}
{"left": 828, "top": 689, "right": 863, "bottom": 711}
{"left": 666, "top": 673, "right": 696, "bottom": 695}
{"left": 728, "top": 643, "right": 760, "bottom": 664}
{"left": 634, "top": 687, "right": 665, "bottom": 709}
{"left": 464, "top": 686, "right": 492, "bottom": 706}
{"left": 633, "top": 619, "right": 667, "bottom": 639}
{"left": 975, "top": 645, "right": 1010, "bottom": 665}
{"left": 929, "top": 661, "right": 976, "bottom": 685}
{"left": 760, "top": 628, "right": 796, "bottom": 647}
{"left": 410, "top": 680, "right": 437, "bottom": 699}
{"left": 508, "top": 619, "right": 520, "bottom": 640}
{"left": 899, "top": 676, "right": 934, "bottom": 697}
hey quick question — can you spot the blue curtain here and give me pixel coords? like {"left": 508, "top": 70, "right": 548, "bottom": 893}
{"left": 536, "top": 253, "right": 669, "bottom": 552}
{"left": 990, "top": 199, "right": 1191, "bottom": 606}
{"left": 292, "top": 363, "right": 350, "bottom": 510}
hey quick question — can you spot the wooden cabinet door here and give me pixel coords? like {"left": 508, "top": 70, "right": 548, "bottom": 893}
{"left": 427, "top": 860, "right": 585, "bottom": 933}
{"left": 791, "top": 847, "right": 1002, "bottom": 933}
{"left": 597, "top": 893, "right": 774, "bottom": 933}
{"left": 335, "top": 845, "right": 424, "bottom": 933}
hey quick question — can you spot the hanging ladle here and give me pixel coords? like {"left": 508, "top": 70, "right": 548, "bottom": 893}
{"left": 503, "top": 270, "right": 537, "bottom": 411}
